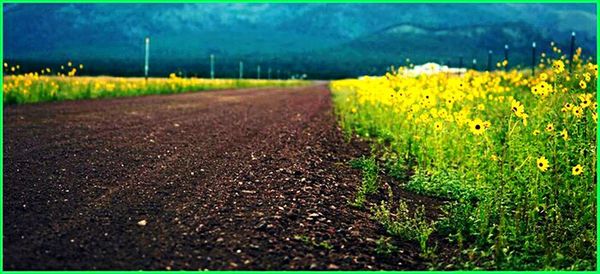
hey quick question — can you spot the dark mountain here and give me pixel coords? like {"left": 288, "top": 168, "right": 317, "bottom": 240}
{"left": 3, "top": 3, "right": 597, "bottom": 79}
{"left": 336, "top": 22, "right": 551, "bottom": 67}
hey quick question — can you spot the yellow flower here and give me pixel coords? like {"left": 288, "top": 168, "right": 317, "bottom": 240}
{"left": 510, "top": 100, "right": 529, "bottom": 125}
{"left": 560, "top": 129, "right": 568, "bottom": 141}
{"left": 3, "top": 62, "right": 7, "bottom": 68}
{"left": 545, "top": 123, "right": 554, "bottom": 132}
{"left": 572, "top": 164, "right": 583, "bottom": 176}
{"left": 539, "top": 73, "right": 548, "bottom": 81}
{"left": 531, "top": 81, "right": 551, "bottom": 97}
{"left": 469, "top": 118, "right": 485, "bottom": 135}
{"left": 579, "top": 80, "right": 587, "bottom": 89}
{"left": 510, "top": 100, "right": 526, "bottom": 118}
{"left": 563, "top": 102, "right": 573, "bottom": 110}
{"left": 533, "top": 129, "right": 541, "bottom": 136}
{"left": 552, "top": 60, "right": 565, "bottom": 73}
{"left": 520, "top": 113, "right": 529, "bottom": 126}
{"left": 578, "top": 94, "right": 592, "bottom": 108}
{"left": 351, "top": 108, "right": 357, "bottom": 113}
{"left": 434, "top": 121, "right": 443, "bottom": 131}
{"left": 572, "top": 106, "right": 583, "bottom": 118}
{"left": 536, "top": 156, "right": 550, "bottom": 172}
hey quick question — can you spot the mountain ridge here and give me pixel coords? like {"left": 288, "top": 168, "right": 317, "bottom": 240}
{"left": 4, "top": 3, "right": 596, "bottom": 79}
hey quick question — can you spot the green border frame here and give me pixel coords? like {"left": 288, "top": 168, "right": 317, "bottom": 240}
{"left": 0, "top": 0, "right": 598, "bottom": 272}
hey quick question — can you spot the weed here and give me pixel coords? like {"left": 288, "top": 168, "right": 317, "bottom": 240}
{"left": 375, "top": 236, "right": 397, "bottom": 256}
{"left": 372, "top": 201, "right": 436, "bottom": 257}
{"left": 293, "top": 235, "right": 334, "bottom": 251}
{"left": 349, "top": 156, "right": 379, "bottom": 207}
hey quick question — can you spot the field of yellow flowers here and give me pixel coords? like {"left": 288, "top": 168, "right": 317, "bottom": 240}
{"left": 332, "top": 50, "right": 597, "bottom": 269}
{"left": 3, "top": 63, "right": 306, "bottom": 104}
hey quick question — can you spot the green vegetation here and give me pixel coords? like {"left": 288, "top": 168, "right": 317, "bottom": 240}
{"left": 372, "top": 201, "right": 436, "bottom": 257}
{"left": 375, "top": 236, "right": 398, "bottom": 256}
{"left": 293, "top": 235, "right": 333, "bottom": 250}
{"left": 349, "top": 156, "right": 379, "bottom": 208}
{"left": 3, "top": 73, "right": 308, "bottom": 105}
{"left": 332, "top": 48, "right": 597, "bottom": 269}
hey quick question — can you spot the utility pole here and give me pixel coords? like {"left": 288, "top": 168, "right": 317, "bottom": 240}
{"left": 239, "top": 61, "right": 244, "bottom": 79}
{"left": 268, "top": 67, "right": 272, "bottom": 80}
{"left": 144, "top": 37, "right": 150, "bottom": 81}
{"left": 210, "top": 54, "right": 215, "bottom": 79}
{"left": 504, "top": 44, "right": 509, "bottom": 71}
{"left": 531, "top": 42, "right": 536, "bottom": 76}
{"left": 569, "top": 32, "right": 576, "bottom": 73}
{"left": 487, "top": 50, "right": 492, "bottom": 72}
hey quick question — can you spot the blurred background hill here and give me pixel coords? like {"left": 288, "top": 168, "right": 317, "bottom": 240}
{"left": 4, "top": 3, "right": 597, "bottom": 79}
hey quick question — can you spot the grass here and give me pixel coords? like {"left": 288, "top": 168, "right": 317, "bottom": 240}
{"left": 372, "top": 201, "right": 436, "bottom": 258}
{"left": 331, "top": 46, "right": 597, "bottom": 270}
{"left": 3, "top": 72, "right": 308, "bottom": 105}
{"left": 375, "top": 236, "right": 398, "bottom": 256}
{"left": 293, "top": 235, "right": 334, "bottom": 250}
{"left": 349, "top": 156, "right": 379, "bottom": 208}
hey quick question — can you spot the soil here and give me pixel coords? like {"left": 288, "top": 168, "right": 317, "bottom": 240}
{"left": 3, "top": 84, "right": 449, "bottom": 270}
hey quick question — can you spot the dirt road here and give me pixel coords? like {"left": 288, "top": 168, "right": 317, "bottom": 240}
{"left": 4, "top": 85, "right": 435, "bottom": 270}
